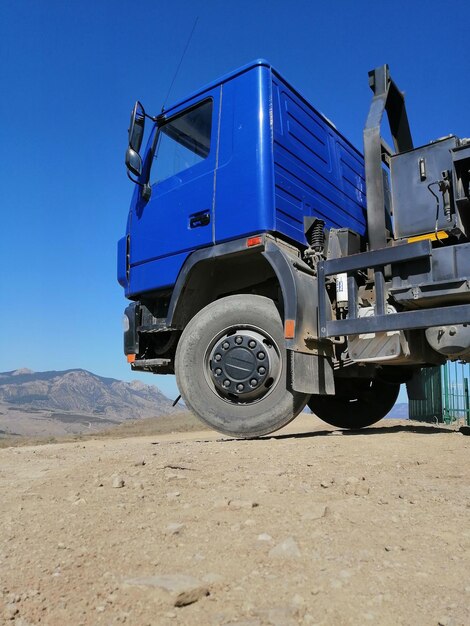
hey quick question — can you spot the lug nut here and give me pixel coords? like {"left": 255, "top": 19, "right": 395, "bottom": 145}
{"left": 215, "top": 368, "right": 222, "bottom": 376}
{"left": 258, "top": 366, "right": 266, "bottom": 375}
{"left": 248, "top": 340, "right": 256, "bottom": 348}
{"left": 257, "top": 351, "right": 265, "bottom": 360}
{"left": 214, "top": 353, "right": 222, "bottom": 362}
{"left": 222, "top": 342, "right": 230, "bottom": 350}
{"left": 250, "top": 379, "right": 258, "bottom": 387}
{"left": 223, "top": 379, "right": 230, "bottom": 388}
{"left": 235, "top": 336, "right": 243, "bottom": 345}
{"left": 236, "top": 383, "right": 244, "bottom": 392}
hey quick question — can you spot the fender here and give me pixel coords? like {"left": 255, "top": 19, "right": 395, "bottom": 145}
{"left": 262, "top": 238, "right": 334, "bottom": 395}
{"left": 166, "top": 234, "right": 334, "bottom": 395}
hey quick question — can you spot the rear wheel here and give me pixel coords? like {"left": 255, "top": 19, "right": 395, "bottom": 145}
{"left": 308, "top": 377, "right": 400, "bottom": 429}
{"left": 175, "top": 295, "right": 309, "bottom": 438}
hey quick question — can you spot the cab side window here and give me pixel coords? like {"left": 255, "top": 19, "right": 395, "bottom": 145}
{"left": 151, "top": 99, "right": 213, "bottom": 185}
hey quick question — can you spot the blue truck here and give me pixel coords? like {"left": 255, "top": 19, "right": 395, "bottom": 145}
{"left": 118, "top": 60, "right": 470, "bottom": 437}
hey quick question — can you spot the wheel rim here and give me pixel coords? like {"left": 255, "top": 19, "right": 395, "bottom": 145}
{"left": 204, "top": 326, "right": 282, "bottom": 404}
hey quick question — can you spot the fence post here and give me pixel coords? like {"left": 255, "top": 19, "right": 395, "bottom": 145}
{"left": 464, "top": 377, "right": 470, "bottom": 427}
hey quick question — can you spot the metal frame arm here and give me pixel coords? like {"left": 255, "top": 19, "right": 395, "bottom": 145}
{"left": 364, "top": 64, "right": 413, "bottom": 250}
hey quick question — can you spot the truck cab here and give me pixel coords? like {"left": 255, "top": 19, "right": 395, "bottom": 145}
{"left": 118, "top": 61, "right": 470, "bottom": 437}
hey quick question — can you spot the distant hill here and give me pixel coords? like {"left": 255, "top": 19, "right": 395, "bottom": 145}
{"left": 385, "top": 402, "right": 409, "bottom": 419}
{"left": 0, "top": 368, "right": 179, "bottom": 438}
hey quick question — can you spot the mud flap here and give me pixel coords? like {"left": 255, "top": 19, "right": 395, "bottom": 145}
{"left": 289, "top": 350, "right": 334, "bottom": 395}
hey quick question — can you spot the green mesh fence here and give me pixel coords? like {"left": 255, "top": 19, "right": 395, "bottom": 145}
{"left": 409, "top": 362, "right": 470, "bottom": 425}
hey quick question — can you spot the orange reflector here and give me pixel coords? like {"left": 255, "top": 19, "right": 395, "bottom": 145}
{"left": 284, "top": 319, "right": 295, "bottom": 339}
{"left": 127, "top": 354, "right": 136, "bottom": 363}
{"left": 246, "top": 235, "right": 263, "bottom": 247}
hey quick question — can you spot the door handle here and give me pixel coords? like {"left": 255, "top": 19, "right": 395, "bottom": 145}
{"left": 189, "top": 211, "right": 211, "bottom": 228}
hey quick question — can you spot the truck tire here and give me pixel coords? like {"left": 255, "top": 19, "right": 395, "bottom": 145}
{"left": 175, "top": 295, "right": 309, "bottom": 438}
{"left": 308, "top": 378, "right": 400, "bottom": 429}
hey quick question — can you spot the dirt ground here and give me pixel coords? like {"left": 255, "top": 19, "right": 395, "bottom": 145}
{"left": 1, "top": 415, "right": 469, "bottom": 626}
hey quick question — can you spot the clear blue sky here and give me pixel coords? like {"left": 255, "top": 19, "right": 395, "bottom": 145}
{"left": 1, "top": 0, "right": 469, "bottom": 401}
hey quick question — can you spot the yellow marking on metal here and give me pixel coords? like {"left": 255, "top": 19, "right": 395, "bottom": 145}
{"left": 407, "top": 231, "right": 449, "bottom": 243}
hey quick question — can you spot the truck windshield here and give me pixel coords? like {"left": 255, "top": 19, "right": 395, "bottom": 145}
{"left": 151, "top": 99, "right": 213, "bottom": 185}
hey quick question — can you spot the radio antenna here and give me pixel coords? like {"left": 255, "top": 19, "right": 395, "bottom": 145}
{"left": 162, "top": 16, "right": 199, "bottom": 112}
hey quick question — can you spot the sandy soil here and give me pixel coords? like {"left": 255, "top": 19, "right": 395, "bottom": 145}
{"left": 1, "top": 415, "right": 469, "bottom": 626}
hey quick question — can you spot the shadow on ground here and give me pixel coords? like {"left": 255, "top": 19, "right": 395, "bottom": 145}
{"left": 269, "top": 423, "right": 462, "bottom": 440}
{"left": 150, "top": 422, "right": 469, "bottom": 445}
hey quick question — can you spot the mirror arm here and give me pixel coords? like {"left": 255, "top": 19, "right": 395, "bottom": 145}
{"left": 126, "top": 171, "right": 152, "bottom": 201}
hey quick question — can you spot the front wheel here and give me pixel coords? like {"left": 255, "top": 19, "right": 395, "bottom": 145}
{"left": 175, "top": 295, "right": 309, "bottom": 438}
{"left": 308, "top": 378, "right": 400, "bottom": 429}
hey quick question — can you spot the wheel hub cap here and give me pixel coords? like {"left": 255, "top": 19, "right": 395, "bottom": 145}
{"left": 209, "top": 330, "right": 275, "bottom": 401}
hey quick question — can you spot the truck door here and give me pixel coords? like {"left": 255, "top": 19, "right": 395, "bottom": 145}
{"left": 130, "top": 91, "right": 219, "bottom": 291}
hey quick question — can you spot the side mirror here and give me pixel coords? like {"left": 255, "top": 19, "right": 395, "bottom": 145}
{"left": 125, "top": 147, "right": 142, "bottom": 177}
{"left": 128, "top": 101, "right": 145, "bottom": 152}
{"left": 125, "top": 100, "right": 152, "bottom": 200}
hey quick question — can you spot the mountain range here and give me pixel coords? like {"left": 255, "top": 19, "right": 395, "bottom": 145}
{"left": 386, "top": 402, "right": 409, "bottom": 419}
{"left": 0, "top": 367, "right": 409, "bottom": 440}
{"left": 0, "top": 368, "right": 178, "bottom": 438}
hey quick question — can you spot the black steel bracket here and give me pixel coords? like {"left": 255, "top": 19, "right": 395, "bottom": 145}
{"left": 364, "top": 65, "right": 413, "bottom": 250}
{"left": 317, "top": 239, "right": 470, "bottom": 338}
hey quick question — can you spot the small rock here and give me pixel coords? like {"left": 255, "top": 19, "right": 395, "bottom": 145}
{"left": 223, "top": 621, "right": 261, "bottom": 626}
{"left": 72, "top": 498, "right": 87, "bottom": 505}
{"left": 124, "top": 574, "right": 209, "bottom": 607}
{"left": 166, "top": 491, "right": 181, "bottom": 500}
{"left": 213, "top": 498, "right": 230, "bottom": 509}
{"left": 438, "top": 617, "right": 454, "bottom": 626}
{"left": 57, "top": 542, "right": 66, "bottom": 550}
{"left": 11, "top": 618, "right": 30, "bottom": 626}
{"left": 257, "top": 533, "right": 273, "bottom": 542}
{"left": 228, "top": 499, "right": 259, "bottom": 510}
{"left": 165, "top": 472, "right": 179, "bottom": 481}
{"left": 322, "top": 505, "right": 337, "bottom": 520}
{"left": 244, "top": 518, "right": 256, "bottom": 526}
{"left": 4, "top": 604, "right": 19, "bottom": 619}
{"left": 291, "top": 593, "right": 306, "bottom": 607}
{"left": 256, "top": 605, "right": 303, "bottom": 626}
{"left": 320, "top": 481, "right": 330, "bottom": 488}
{"left": 345, "top": 476, "right": 369, "bottom": 496}
{"left": 354, "top": 483, "right": 370, "bottom": 497}
{"left": 134, "top": 459, "right": 146, "bottom": 466}
{"left": 112, "top": 475, "right": 125, "bottom": 489}
{"left": 302, "top": 504, "right": 327, "bottom": 520}
{"left": 165, "top": 523, "right": 185, "bottom": 535}
{"left": 268, "top": 537, "right": 301, "bottom": 559}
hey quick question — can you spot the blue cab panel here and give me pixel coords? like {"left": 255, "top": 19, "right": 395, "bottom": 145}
{"left": 120, "top": 60, "right": 366, "bottom": 298}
